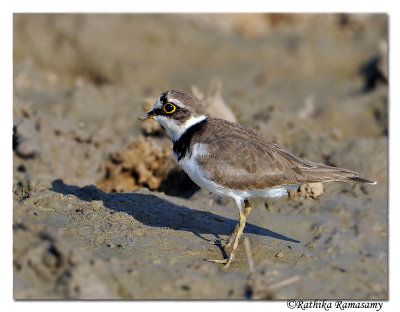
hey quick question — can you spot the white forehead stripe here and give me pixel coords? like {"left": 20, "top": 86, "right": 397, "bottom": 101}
{"left": 166, "top": 97, "right": 184, "bottom": 108}
{"left": 154, "top": 95, "right": 185, "bottom": 110}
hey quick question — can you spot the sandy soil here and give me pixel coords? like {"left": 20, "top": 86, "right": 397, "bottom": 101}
{"left": 13, "top": 13, "right": 387, "bottom": 299}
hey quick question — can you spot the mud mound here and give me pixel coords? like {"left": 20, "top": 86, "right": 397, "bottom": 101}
{"left": 96, "top": 137, "right": 197, "bottom": 198}
{"left": 97, "top": 137, "right": 174, "bottom": 192}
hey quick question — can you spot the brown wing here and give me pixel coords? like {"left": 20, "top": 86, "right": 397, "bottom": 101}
{"left": 195, "top": 119, "right": 374, "bottom": 190}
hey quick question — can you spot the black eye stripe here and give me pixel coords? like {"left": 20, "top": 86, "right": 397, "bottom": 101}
{"left": 152, "top": 107, "right": 164, "bottom": 115}
{"left": 152, "top": 104, "right": 185, "bottom": 117}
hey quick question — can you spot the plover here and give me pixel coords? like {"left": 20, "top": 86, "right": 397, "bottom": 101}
{"left": 143, "top": 90, "right": 376, "bottom": 269}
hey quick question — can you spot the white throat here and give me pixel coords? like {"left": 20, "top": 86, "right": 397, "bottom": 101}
{"left": 155, "top": 115, "right": 207, "bottom": 142}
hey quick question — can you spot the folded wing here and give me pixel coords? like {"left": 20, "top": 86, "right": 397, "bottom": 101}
{"left": 196, "top": 119, "right": 375, "bottom": 190}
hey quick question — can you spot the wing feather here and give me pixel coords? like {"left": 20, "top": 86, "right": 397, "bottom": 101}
{"left": 195, "top": 119, "right": 374, "bottom": 190}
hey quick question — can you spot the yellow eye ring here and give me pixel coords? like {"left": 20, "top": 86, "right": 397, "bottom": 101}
{"left": 163, "top": 103, "right": 176, "bottom": 114}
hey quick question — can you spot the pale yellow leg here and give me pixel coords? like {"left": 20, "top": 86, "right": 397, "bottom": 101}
{"left": 225, "top": 200, "right": 252, "bottom": 248}
{"left": 207, "top": 200, "right": 252, "bottom": 270}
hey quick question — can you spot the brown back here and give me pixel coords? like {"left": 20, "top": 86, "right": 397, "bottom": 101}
{"left": 191, "top": 118, "right": 374, "bottom": 190}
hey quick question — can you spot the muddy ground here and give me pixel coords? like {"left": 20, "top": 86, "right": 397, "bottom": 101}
{"left": 13, "top": 13, "right": 388, "bottom": 299}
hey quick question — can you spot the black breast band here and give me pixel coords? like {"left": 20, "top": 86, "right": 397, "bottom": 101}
{"left": 173, "top": 119, "right": 207, "bottom": 161}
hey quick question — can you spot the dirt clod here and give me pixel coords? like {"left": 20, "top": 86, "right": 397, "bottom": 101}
{"left": 288, "top": 183, "right": 324, "bottom": 199}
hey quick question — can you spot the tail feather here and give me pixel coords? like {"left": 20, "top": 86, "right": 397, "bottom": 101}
{"left": 273, "top": 143, "right": 377, "bottom": 186}
{"left": 300, "top": 165, "right": 377, "bottom": 185}
{"left": 346, "top": 176, "right": 377, "bottom": 185}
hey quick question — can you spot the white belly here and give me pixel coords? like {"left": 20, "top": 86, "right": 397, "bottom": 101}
{"left": 177, "top": 149, "right": 219, "bottom": 193}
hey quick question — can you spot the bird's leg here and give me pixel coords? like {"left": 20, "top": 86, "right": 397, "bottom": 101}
{"left": 225, "top": 224, "right": 239, "bottom": 247}
{"left": 221, "top": 200, "right": 251, "bottom": 269}
{"left": 207, "top": 199, "right": 252, "bottom": 269}
{"left": 225, "top": 199, "right": 252, "bottom": 248}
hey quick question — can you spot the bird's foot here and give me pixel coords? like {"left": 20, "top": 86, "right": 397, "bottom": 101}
{"left": 206, "top": 258, "right": 228, "bottom": 264}
{"left": 206, "top": 255, "right": 235, "bottom": 270}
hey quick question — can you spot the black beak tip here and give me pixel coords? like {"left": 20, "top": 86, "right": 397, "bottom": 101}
{"left": 138, "top": 111, "right": 155, "bottom": 121}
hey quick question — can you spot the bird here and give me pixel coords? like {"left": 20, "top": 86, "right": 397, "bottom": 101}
{"left": 142, "top": 89, "right": 376, "bottom": 269}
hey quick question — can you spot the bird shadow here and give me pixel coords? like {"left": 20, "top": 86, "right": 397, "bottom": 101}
{"left": 49, "top": 179, "right": 299, "bottom": 247}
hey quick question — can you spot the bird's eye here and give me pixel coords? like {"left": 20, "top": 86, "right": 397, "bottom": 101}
{"left": 163, "top": 103, "right": 176, "bottom": 114}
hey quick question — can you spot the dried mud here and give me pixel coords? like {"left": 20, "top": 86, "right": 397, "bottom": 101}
{"left": 13, "top": 13, "right": 388, "bottom": 299}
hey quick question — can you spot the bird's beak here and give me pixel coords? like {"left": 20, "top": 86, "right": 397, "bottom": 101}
{"left": 138, "top": 110, "right": 156, "bottom": 121}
